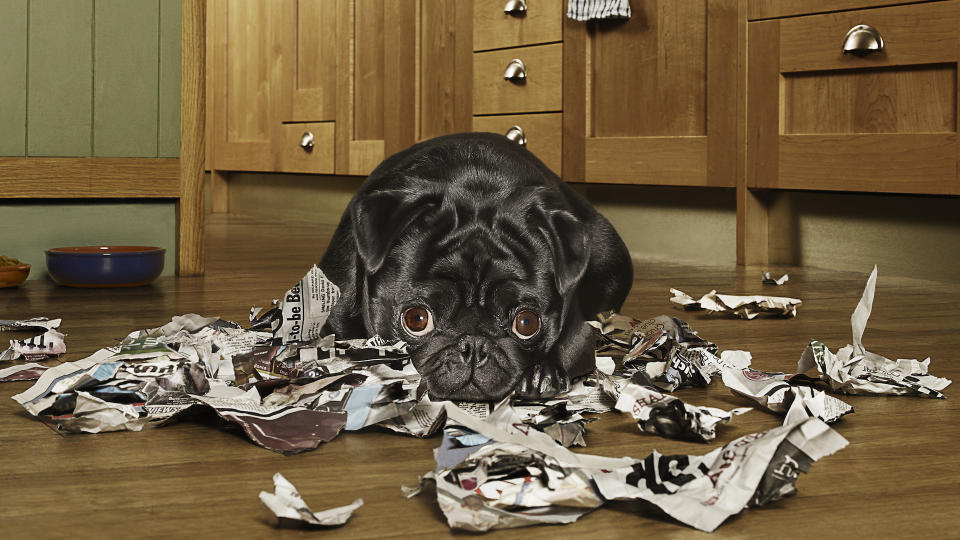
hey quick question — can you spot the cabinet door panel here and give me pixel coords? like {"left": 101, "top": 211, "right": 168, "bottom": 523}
{"left": 747, "top": 1, "right": 960, "bottom": 195}
{"left": 212, "top": 0, "right": 279, "bottom": 170}
{"left": 286, "top": 0, "right": 338, "bottom": 122}
{"left": 564, "top": 0, "right": 737, "bottom": 186}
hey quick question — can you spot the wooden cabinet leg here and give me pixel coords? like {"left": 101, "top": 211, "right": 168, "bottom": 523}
{"left": 210, "top": 169, "right": 229, "bottom": 213}
{"left": 737, "top": 187, "right": 769, "bottom": 266}
{"left": 178, "top": 0, "right": 205, "bottom": 276}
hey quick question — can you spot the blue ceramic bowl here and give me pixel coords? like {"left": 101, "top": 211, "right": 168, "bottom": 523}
{"left": 45, "top": 246, "right": 165, "bottom": 287}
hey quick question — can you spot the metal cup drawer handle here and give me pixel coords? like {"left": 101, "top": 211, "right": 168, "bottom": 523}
{"left": 842, "top": 24, "right": 883, "bottom": 55}
{"left": 504, "top": 0, "right": 527, "bottom": 15}
{"left": 300, "top": 131, "right": 315, "bottom": 152}
{"left": 503, "top": 58, "right": 527, "bottom": 82}
{"left": 505, "top": 125, "right": 526, "bottom": 146}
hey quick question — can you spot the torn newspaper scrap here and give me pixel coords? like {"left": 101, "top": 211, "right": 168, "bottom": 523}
{"left": 670, "top": 288, "right": 801, "bottom": 319}
{"left": 260, "top": 473, "right": 363, "bottom": 528}
{"left": 761, "top": 272, "right": 789, "bottom": 286}
{"left": 251, "top": 265, "right": 341, "bottom": 344}
{"left": 421, "top": 402, "right": 847, "bottom": 533}
{"left": 797, "top": 266, "right": 951, "bottom": 398}
{"left": 0, "top": 317, "right": 62, "bottom": 332}
{"left": 721, "top": 366, "right": 853, "bottom": 425}
{"left": 1, "top": 328, "right": 66, "bottom": 362}
{"left": 0, "top": 362, "right": 48, "bottom": 382}
{"left": 589, "top": 312, "right": 725, "bottom": 392}
{"left": 613, "top": 382, "right": 751, "bottom": 441}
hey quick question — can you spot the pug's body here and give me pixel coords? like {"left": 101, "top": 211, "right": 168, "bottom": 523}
{"left": 320, "top": 133, "right": 632, "bottom": 401}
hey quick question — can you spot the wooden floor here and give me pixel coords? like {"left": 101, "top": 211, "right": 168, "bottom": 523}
{"left": 1, "top": 213, "right": 958, "bottom": 539}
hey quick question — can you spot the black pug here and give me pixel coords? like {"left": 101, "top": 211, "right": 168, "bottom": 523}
{"left": 320, "top": 133, "right": 632, "bottom": 401}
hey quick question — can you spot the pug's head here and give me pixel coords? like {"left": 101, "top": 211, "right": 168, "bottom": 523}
{"left": 348, "top": 149, "right": 595, "bottom": 401}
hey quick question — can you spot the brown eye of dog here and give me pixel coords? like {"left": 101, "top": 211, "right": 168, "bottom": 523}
{"left": 402, "top": 306, "right": 434, "bottom": 337}
{"left": 512, "top": 309, "right": 540, "bottom": 339}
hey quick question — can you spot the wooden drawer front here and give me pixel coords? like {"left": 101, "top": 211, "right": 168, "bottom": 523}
{"left": 779, "top": 1, "right": 958, "bottom": 72}
{"left": 279, "top": 122, "right": 335, "bottom": 174}
{"left": 747, "top": 10, "right": 960, "bottom": 195}
{"left": 473, "top": 0, "right": 562, "bottom": 51}
{"left": 473, "top": 113, "right": 562, "bottom": 174}
{"left": 749, "top": 0, "right": 932, "bottom": 21}
{"left": 473, "top": 44, "right": 562, "bottom": 114}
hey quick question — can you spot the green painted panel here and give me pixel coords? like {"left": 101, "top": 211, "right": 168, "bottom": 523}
{"left": 94, "top": 0, "right": 159, "bottom": 157}
{"left": 0, "top": 0, "right": 28, "bottom": 156}
{"left": 158, "top": 0, "right": 181, "bottom": 157}
{"left": 28, "top": 0, "right": 93, "bottom": 157}
{"left": 1, "top": 201, "right": 176, "bottom": 280}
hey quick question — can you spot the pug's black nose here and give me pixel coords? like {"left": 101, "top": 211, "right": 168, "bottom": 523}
{"left": 457, "top": 336, "right": 488, "bottom": 367}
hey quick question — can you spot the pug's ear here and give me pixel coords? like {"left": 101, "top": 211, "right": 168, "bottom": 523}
{"left": 540, "top": 210, "right": 590, "bottom": 296}
{"left": 350, "top": 189, "right": 430, "bottom": 274}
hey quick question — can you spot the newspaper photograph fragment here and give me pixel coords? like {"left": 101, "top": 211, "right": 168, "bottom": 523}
{"left": 613, "top": 382, "right": 751, "bottom": 442}
{"left": 670, "top": 288, "right": 801, "bottom": 319}
{"left": 589, "top": 312, "right": 729, "bottom": 392}
{"left": 796, "top": 266, "right": 951, "bottom": 398}
{"left": 720, "top": 359, "right": 853, "bottom": 425}
{"left": 0, "top": 362, "right": 48, "bottom": 382}
{"left": 417, "top": 402, "right": 847, "bottom": 533}
{"left": 260, "top": 473, "right": 363, "bottom": 528}
{"left": 1, "top": 328, "right": 66, "bottom": 362}
{"left": 761, "top": 272, "right": 789, "bottom": 286}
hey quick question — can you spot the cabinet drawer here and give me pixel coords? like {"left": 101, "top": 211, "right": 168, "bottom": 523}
{"left": 473, "top": 113, "right": 561, "bottom": 174}
{"left": 278, "top": 122, "right": 335, "bottom": 174}
{"left": 778, "top": 1, "right": 958, "bottom": 72}
{"left": 473, "top": 43, "right": 562, "bottom": 114}
{"left": 473, "top": 0, "right": 563, "bottom": 51}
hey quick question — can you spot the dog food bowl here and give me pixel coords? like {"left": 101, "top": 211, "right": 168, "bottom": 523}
{"left": 0, "top": 263, "right": 30, "bottom": 288}
{"left": 45, "top": 246, "right": 165, "bottom": 287}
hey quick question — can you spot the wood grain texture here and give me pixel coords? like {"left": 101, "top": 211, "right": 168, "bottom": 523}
{"left": 472, "top": 112, "right": 562, "bottom": 174}
{"left": 774, "top": 133, "right": 959, "bottom": 194}
{"left": 347, "top": 139, "right": 384, "bottom": 175}
{"left": 561, "top": 13, "right": 586, "bottom": 181}
{"left": 278, "top": 122, "right": 335, "bottom": 173}
{"left": 473, "top": 0, "right": 563, "bottom": 51}
{"left": 783, "top": 65, "right": 957, "bottom": 134}
{"left": 453, "top": 0, "right": 474, "bottom": 133}
{"left": 749, "top": 0, "right": 934, "bottom": 21}
{"left": 1, "top": 213, "right": 958, "bottom": 538}
{"left": 419, "top": 0, "right": 459, "bottom": 140}
{"left": 334, "top": 0, "right": 353, "bottom": 174}
{"left": 290, "top": 0, "right": 338, "bottom": 122}
{"left": 743, "top": 19, "right": 778, "bottom": 265}
{"left": 0, "top": 157, "right": 180, "bottom": 198}
{"left": 473, "top": 43, "right": 563, "bottom": 114}
{"left": 778, "top": 1, "right": 958, "bottom": 73}
{"left": 178, "top": 0, "right": 206, "bottom": 276}
{"left": 382, "top": 0, "right": 416, "bottom": 157}
{"left": 584, "top": 136, "right": 711, "bottom": 186}
{"left": 210, "top": 0, "right": 277, "bottom": 171}
{"left": 353, "top": 0, "right": 385, "bottom": 142}
{"left": 591, "top": 0, "right": 706, "bottom": 138}
{"left": 210, "top": 169, "right": 230, "bottom": 213}
{"left": 706, "top": 0, "right": 741, "bottom": 189}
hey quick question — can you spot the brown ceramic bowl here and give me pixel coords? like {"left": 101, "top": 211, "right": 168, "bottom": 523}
{"left": 0, "top": 263, "right": 31, "bottom": 288}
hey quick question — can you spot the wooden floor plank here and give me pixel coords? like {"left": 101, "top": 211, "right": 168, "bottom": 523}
{"left": 1, "top": 213, "right": 957, "bottom": 538}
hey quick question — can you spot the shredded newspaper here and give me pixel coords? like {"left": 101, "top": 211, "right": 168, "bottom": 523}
{"left": 260, "top": 473, "right": 363, "bottom": 528}
{"left": 670, "top": 288, "right": 801, "bottom": 319}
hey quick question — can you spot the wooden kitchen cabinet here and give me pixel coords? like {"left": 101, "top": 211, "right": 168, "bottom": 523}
{"left": 563, "top": 0, "right": 740, "bottom": 187}
{"left": 741, "top": 0, "right": 960, "bottom": 263}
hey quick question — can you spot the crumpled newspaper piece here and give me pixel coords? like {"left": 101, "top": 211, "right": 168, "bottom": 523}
{"left": 719, "top": 354, "right": 853, "bottom": 425}
{"left": 260, "top": 473, "right": 363, "bottom": 528}
{"left": 1, "top": 328, "right": 66, "bottom": 362}
{"left": 612, "top": 382, "right": 751, "bottom": 442}
{"left": 249, "top": 265, "right": 341, "bottom": 344}
{"left": 670, "top": 288, "right": 801, "bottom": 319}
{"left": 761, "top": 272, "right": 789, "bottom": 286}
{"left": 415, "top": 402, "right": 847, "bottom": 533}
{"left": 0, "top": 362, "right": 48, "bottom": 382}
{"left": 589, "top": 312, "right": 729, "bottom": 392}
{"left": 796, "top": 266, "right": 951, "bottom": 398}
{"left": 0, "top": 317, "right": 62, "bottom": 332}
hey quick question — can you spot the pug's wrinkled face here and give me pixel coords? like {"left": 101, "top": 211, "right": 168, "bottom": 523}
{"left": 362, "top": 218, "right": 571, "bottom": 401}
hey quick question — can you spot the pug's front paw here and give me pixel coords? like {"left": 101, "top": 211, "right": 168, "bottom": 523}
{"left": 517, "top": 363, "right": 569, "bottom": 399}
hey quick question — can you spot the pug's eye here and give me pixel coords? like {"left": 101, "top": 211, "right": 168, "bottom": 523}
{"left": 512, "top": 309, "right": 540, "bottom": 339}
{"left": 402, "top": 306, "right": 434, "bottom": 337}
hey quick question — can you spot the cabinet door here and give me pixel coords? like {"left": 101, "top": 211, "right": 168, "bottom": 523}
{"left": 563, "top": 0, "right": 738, "bottom": 186}
{"left": 747, "top": 1, "right": 960, "bottom": 195}
{"left": 335, "top": 0, "right": 417, "bottom": 175}
{"left": 210, "top": 0, "right": 282, "bottom": 171}
{"left": 279, "top": 0, "right": 338, "bottom": 122}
